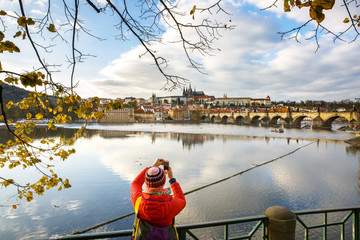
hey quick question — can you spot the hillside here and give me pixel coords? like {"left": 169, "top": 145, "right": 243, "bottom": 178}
{"left": 1, "top": 83, "right": 59, "bottom": 104}
{"left": 2, "top": 83, "right": 31, "bottom": 103}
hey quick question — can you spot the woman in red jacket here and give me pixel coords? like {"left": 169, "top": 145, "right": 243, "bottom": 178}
{"left": 131, "top": 158, "right": 186, "bottom": 227}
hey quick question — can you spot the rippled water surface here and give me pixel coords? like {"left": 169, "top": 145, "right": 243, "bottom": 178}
{"left": 0, "top": 122, "right": 359, "bottom": 239}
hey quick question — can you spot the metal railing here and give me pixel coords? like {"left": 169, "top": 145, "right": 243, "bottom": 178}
{"left": 36, "top": 206, "right": 360, "bottom": 240}
{"left": 295, "top": 206, "right": 360, "bottom": 240}
{"left": 176, "top": 215, "right": 267, "bottom": 240}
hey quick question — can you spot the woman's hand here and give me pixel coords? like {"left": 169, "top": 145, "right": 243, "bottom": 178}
{"left": 152, "top": 158, "right": 173, "bottom": 178}
{"left": 152, "top": 158, "right": 165, "bottom": 167}
{"left": 165, "top": 166, "right": 174, "bottom": 179}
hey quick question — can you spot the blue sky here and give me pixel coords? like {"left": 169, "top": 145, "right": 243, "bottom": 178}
{"left": 2, "top": 0, "right": 360, "bottom": 102}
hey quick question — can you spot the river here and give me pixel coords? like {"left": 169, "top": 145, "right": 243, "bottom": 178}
{"left": 0, "top": 122, "right": 359, "bottom": 239}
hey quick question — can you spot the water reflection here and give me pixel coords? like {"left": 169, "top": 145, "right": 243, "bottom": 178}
{"left": 0, "top": 126, "right": 79, "bottom": 144}
{"left": 1, "top": 124, "right": 360, "bottom": 240}
{"left": 345, "top": 146, "right": 360, "bottom": 190}
{"left": 346, "top": 145, "right": 360, "bottom": 155}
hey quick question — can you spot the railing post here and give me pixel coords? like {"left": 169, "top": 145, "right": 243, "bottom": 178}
{"left": 178, "top": 229, "right": 187, "bottom": 240}
{"left": 354, "top": 209, "right": 360, "bottom": 240}
{"left": 264, "top": 206, "right": 296, "bottom": 240}
{"left": 323, "top": 212, "right": 327, "bottom": 240}
{"left": 224, "top": 224, "right": 229, "bottom": 240}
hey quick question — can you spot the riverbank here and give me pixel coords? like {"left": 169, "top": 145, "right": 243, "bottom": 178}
{"left": 345, "top": 136, "right": 360, "bottom": 147}
{"left": 2, "top": 121, "right": 357, "bottom": 145}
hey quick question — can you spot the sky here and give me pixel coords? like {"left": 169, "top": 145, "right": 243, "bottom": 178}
{"left": 2, "top": 0, "right": 360, "bottom": 102}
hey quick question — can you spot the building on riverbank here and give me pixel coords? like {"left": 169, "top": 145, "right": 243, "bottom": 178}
{"left": 98, "top": 104, "right": 135, "bottom": 123}
{"left": 149, "top": 85, "right": 215, "bottom": 106}
{"left": 213, "top": 96, "right": 271, "bottom": 107}
{"left": 251, "top": 96, "right": 271, "bottom": 106}
{"left": 134, "top": 108, "right": 155, "bottom": 122}
{"left": 215, "top": 97, "right": 252, "bottom": 107}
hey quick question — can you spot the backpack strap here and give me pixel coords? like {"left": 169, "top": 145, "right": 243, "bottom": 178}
{"left": 135, "top": 196, "right": 142, "bottom": 215}
{"left": 133, "top": 196, "right": 142, "bottom": 240}
{"left": 173, "top": 223, "right": 179, "bottom": 240}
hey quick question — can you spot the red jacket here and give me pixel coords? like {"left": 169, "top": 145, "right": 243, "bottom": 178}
{"left": 131, "top": 167, "right": 186, "bottom": 227}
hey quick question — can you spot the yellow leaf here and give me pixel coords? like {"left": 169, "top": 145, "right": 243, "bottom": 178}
{"left": 63, "top": 179, "right": 71, "bottom": 188}
{"left": 284, "top": 0, "right": 291, "bottom": 12}
{"left": 309, "top": 6, "right": 325, "bottom": 23}
{"left": 17, "top": 16, "right": 27, "bottom": 27}
{"left": 3, "top": 179, "right": 14, "bottom": 187}
{"left": 13, "top": 31, "right": 22, "bottom": 38}
{"left": 344, "top": 18, "right": 350, "bottom": 23}
{"left": 47, "top": 24, "right": 56, "bottom": 33}
{"left": 26, "top": 113, "right": 32, "bottom": 120}
{"left": 298, "top": 1, "right": 311, "bottom": 8}
{"left": 25, "top": 191, "right": 33, "bottom": 202}
{"left": 190, "top": 5, "right": 196, "bottom": 15}
{"left": 6, "top": 101, "right": 13, "bottom": 109}
{"left": 35, "top": 113, "right": 43, "bottom": 120}
{"left": 311, "top": 0, "right": 335, "bottom": 10}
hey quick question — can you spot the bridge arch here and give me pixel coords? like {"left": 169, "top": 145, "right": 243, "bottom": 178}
{"left": 269, "top": 115, "right": 290, "bottom": 126}
{"left": 292, "top": 115, "right": 309, "bottom": 128}
{"left": 234, "top": 116, "right": 243, "bottom": 124}
{"left": 321, "top": 115, "right": 350, "bottom": 129}
{"left": 213, "top": 115, "right": 222, "bottom": 123}
{"left": 204, "top": 111, "right": 359, "bottom": 128}
{"left": 221, "top": 116, "right": 228, "bottom": 124}
{"left": 269, "top": 116, "right": 281, "bottom": 125}
{"left": 250, "top": 115, "right": 262, "bottom": 125}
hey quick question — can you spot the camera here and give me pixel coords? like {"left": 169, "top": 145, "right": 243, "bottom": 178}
{"left": 163, "top": 162, "right": 169, "bottom": 170}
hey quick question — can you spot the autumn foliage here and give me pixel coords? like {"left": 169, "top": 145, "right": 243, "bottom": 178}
{"left": 0, "top": 8, "right": 125, "bottom": 208}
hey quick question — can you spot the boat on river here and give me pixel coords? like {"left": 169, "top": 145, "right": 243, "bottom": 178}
{"left": 271, "top": 128, "right": 284, "bottom": 133}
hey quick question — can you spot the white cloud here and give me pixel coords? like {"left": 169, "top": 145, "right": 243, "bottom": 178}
{"left": 84, "top": 0, "right": 360, "bottom": 101}
{"left": 2, "top": 0, "right": 360, "bottom": 101}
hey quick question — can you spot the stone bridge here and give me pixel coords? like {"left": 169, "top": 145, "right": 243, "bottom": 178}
{"left": 202, "top": 111, "right": 360, "bottom": 129}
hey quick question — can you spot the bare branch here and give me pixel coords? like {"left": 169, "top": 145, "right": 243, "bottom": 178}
{"left": 18, "top": 0, "right": 55, "bottom": 90}
{"left": 70, "top": 0, "right": 79, "bottom": 92}
{"left": 342, "top": 0, "right": 360, "bottom": 37}
{"left": 86, "top": 0, "right": 101, "bottom": 13}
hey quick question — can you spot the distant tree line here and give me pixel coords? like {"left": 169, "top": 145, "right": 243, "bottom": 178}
{"left": 272, "top": 100, "right": 360, "bottom": 111}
